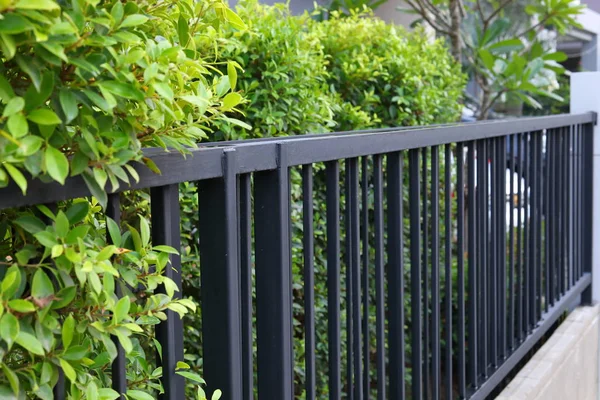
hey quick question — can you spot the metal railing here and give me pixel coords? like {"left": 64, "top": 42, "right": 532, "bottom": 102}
{"left": 0, "top": 112, "right": 596, "bottom": 399}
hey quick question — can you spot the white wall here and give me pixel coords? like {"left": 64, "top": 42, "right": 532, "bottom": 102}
{"left": 497, "top": 305, "right": 600, "bottom": 400}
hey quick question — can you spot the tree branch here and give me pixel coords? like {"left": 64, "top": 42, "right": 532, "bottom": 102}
{"left": 404, "top": 0, "right": 453, "bottom": 35}
{"left": 484, "top": 0, "right": 515, "bottom": 27}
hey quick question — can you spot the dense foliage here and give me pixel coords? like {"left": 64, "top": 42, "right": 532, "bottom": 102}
{"left": 314, "top": 10, "right": 466, "bottom": 128}
{"left": 0, "top": 0, "right": 244, "bottom": 398}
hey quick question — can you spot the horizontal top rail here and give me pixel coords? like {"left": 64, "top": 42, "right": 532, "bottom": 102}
{"left": 1, "top": 112, "right": 595, "bottom": 211}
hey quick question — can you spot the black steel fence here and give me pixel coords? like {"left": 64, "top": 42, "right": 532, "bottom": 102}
{"left": 0, "top": 112, "right": 596, "bottom": 399}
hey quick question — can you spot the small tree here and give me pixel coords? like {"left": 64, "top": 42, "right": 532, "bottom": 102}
{"left": 402, "top": 0, "right": 583, "bottom": 119}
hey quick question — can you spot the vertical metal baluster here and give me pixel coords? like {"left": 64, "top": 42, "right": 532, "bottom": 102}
{"left": 303, "top": 165, "right": 316, "bottom": 400}
{"left": 106, "top": 194, "right": 127, "bottom": 398}
{"left": 516, "top": 133, "right": 523, "bottom": 342}
{"left": 576, "top": 125, "right": 584, "bottom": 278}
{"left": 582, "top": 122, "right": 594, "bottom": 304}
{"left": 374, "top": 154, "right": 386, "bottom": 400}
{"left": 523, "top": 134, "right": 530, "bottom": 333}
{"left": 151, "top": 184, "right": 185, "bottom": 400}
{"left": 557, "top": 128, "right": 564, "bottom": 298}
{"left": 500, "top": 135, "right": 507, "bottom": 359}
{"left": 549, "top": 130, "right": 557, "bottom": 305}
{"left": 457, "top": 142, "right": 467, "bottom": 398}
{"left": 544, "top": 130, "right": 550, "bottom": 313}
{"left": 410, "top": 149, "right": 423, "bottom": 400}
{"left": 444, "top": 144, "right": 453, "bottom": 400}
{"left": 361, "top": 157, "right": 370, "bottom": 400}
{"left": 239, "top": 174, "right": 254, "bottom": 400}
{"left": 567, "top": 126, "right": 573, "bottom": 289}
{"left": 388, "top": 152, "right": 405, "bottom": 400}
{"left": 254, "top": 144, "right": 293, "bottom": 399}
{"left": 478, "top": 139, "right": 487, "bottom": 377}
{"left": 535, "top": 133, "right": 542, "bottom": 322}
{"left": 199, "top": 150, "right": 242, "bottom": 400}
{"left": 326, "top": 161, "right": 341, "bottom": 400}
{"left": 490, "top": 139, "right": 498, "bottom": 367}
{"left": 351, "top": 158, "right": 363, "bottom": 400}
{"left": 561, "top": 127, "right": 568, "bottom": 295}
{"left": 345, "top": 157, "right": 363, "bottom": 399}
{"left": 345, "top": 159, "right": 354, "bottom": 400}
{"left": 432, "top": 146, "right": 441, "bottom": 400}
{"left": 530, "top": 132, "right": 538, "bottom": 328}
{"left": 422, "top": 148, "right": 430, "bottom": 398}
{"left": 467, "top": 141, "right": 478, "bottom": 389}
{"left": 509, "top": 135, "right": 515, "bottom": 347}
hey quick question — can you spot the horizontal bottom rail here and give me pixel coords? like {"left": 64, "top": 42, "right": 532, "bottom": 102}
{"left": 470, "top": 273, "right": 592, "bottom": 399}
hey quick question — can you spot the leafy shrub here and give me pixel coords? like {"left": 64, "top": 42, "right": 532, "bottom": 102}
{"left": 205, "top": 0, "right": 340, "bottom": 140}
{"left": 0, "top": 0, "right": 244, "bottom": 398}
{"left": 313, "top": 10, "right": 466, "bottom": 129}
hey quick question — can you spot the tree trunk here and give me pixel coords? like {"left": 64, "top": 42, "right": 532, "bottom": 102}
{"left": 449, "top": 0, "right": 462, "bottom": 62}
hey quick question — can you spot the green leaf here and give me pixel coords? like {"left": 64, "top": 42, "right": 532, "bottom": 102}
{"left": 59, "top": 358, "right": 76, "bottom": 382}
{"left": 16, "top": 331, "right": 44, "bottom": 355}
{"left": 52, "top": 286, "right": 76, "bottom": 309}
{"left": 8, "top": 299, "right": 35, "bottom": 312}
{"left": 120, "top": 14, "right": 149, "bottom": 28}
{"left": 32, "top": 269, "right": 54, "bottom": 299}
{"left": 106, "top": 217, "right": 122, "bottom": 247}
{"left": 34, "top": 231, "right": 59, "bottom": 247}
{"left": 44, "top": 146, "right": 69, "bottom": 184}
{"left": 139, "top": 216, "right": 150, "bottom": 247}
{"left": 127, "top": 390, "right": 154, "bottom": 400}
{"left": 16, "top": 55, "right": 41, "bottom": 91}
{"left": 0, "top": 313, "right": 19, "bottom": 347}
{"left": 51, "top": 244, "right": 63, "bottom": 258}
{"left": 227, "top": 62, "right": 238, "bottom": 91}
{"left": 113, "top": 296, "right": 130, "bottom": 324}
{"left": 2, "top": 97, "right": 25, "bottom": 117}
{"left": 1, "top": 267, "right": 21, "bottom": 299}
{"left": 0, "top": 75, "right": 15, "bottom": 102}
{"left": 66, "top": 202, "right": 90, "bottom": 224}
{"left": 98, "top": 388, "right": 121, "bottom": 400}
{"left": 176, "top": 370, "right": 206, "bottom": 384}
{"left": 14, "top": 0, "right": 60, "bottom": 10}
{"left": 7, "top": 113, "right": 28, "bottom": 138}
{"left": 212, "top": 389, "right": 222, "bottom": 400}
{"left": 223, "top": 92, "right": 242, "bottom": 109}
{"left": 59, "top": 90, "right": 79, "bottom": 123}
{"left": 66, "top": 225, "right": 89, "bottom": 244}
{"left": 82, "top": 171, "right": 108, "bottom": 209}
{"left": 0, "top": 33, "right": 16, "bottom": 60}
{"left": 4, "top": 164, "right": 27, "bottom": 195}
{"left": 177, "top": 15, "right": 189, "bottom": 46}
{"left": 1, "top": 363, "right": 18, "bottom": 395}
{"left": 62, "top": 314, "right": 75, "bottom": 349}
{"left": 543, "top": 51, "right": 568, "bottom": 62}
{"left": 55, "top": 211, "right": 69, "bottom": 238}
{"left": 28, "top": 108, "right": 62, "bottom": 125}
{"left": 153, "top": 82, "right": 174, "bottom": 101}
{"left": 488, "top": 39, "right": 524, "bottom": 53}
{"left": 99, "top": 81, "right": 144, "bottom": 102}
{"left": 0, "top": 14, "right": 32, "bottom": 34}
{"left": 152, "top": 245, "right": 178, "bottom": 254}
{"left": 14, "top": 215, "right": 45, "bottom": 234}
{"left": 40, "top": 42, "right": 67, "bottom": 62}
{"left": 225, "top": 8, "right": 246, "bottom": 30}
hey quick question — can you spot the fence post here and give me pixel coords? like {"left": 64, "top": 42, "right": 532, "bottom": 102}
{"left": 571, "top": 73, "right": 599, "bottom": 303}
{"left": 198, "top": 149, "right": 243, "bottom": 399}
{"left": 571, "top": 72, "right": 600, "bottom": 399}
